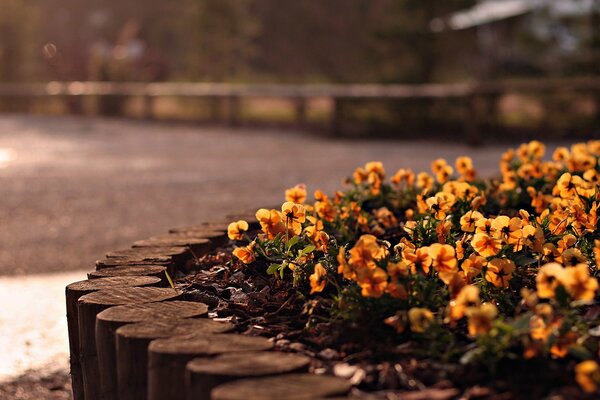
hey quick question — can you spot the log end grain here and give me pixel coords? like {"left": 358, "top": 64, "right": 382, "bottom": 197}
{"left": 210, "top": 373, "right": 352, "bottom": 400}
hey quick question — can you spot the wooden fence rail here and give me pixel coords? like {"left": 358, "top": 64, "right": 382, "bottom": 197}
{"left": 0, "top": 78, "right": 598, "bottom": 141}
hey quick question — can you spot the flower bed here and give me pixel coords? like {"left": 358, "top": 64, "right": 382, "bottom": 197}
{"left": 216, "top": 140, "right": 600, "bottom": 398}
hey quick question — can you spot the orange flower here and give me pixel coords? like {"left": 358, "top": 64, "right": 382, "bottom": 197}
{"left": 522, "top": 224, "right": 544, "bottom": 252}
{"left": 575, "top": 360, "right": 600, "bottom": 393}
{"left": 348, "top": 234, "right": 386, "bottom": 271}
{"left": 281, "top": 201, "right": 306, "bottom": 235}
{"left": 461, "top": 254, "right": 486, "bottom": 283}
{"left": 425, "top": 192, "right": 456, "bottom": 220}
{"left": 315, "top": 200, "right": 336, "bottom": 222}
{"left": 356, "top": 267, "right": 388, "bottom": 298}
{"left": 374, "top": 207, "right": 398, "bottom": 228}
{"left": 563, "top": 264, "right": 598, "bottom": 301}
{"left": 490, "top": 216, "right": 522, "bottom": 246}
{"left": 309, "top": 263, "right": 327, "bottom": 294}
{"left": 386, "top": 281, "right": 408, "bottom": 300}
{"left": 337, "top": 249, "right": 355, "bottom": 280}
{"left": 448, "top": 285, "right": 480, "bottom": 321}
{"left": 403, "top": 246, "right": 432, "bottom": 274}
{"left": 365, "top": 161, "right": 386, "bottom": 179}
{"left": 384, "top": 312, "right": 407, "bottom": 333}
{"left": 232, "top": 243, "right": 256, "bottom": 264}
{"left": 455, "top": 156, "right": 473, "bottom": 175}
{"left": 408, "top": 308, "right": 434, "bottom": 333}
{"left": 391, "top": 168, "right": 415, "bottom": 187}
{"left": 471, "top": 233, "right": 502, "bottom": 258}
{"left": 428, "top": 243, "right": 458, "bottom": 273}
{"left": 285, "top": 184, "right": 307, "bottom": 204}
{"left": 227, "top": 220, "right": 249, "bottom": 241}
{"left": 460, "top": 210, "right": 484, "bottom": 232}
{"left": 465, "top": 303, "right": 497, "bottom": 336}
{"left": 255, "top": 208, "right": 285, "bottom": 239}
{"left": 536, "top": 262, "right": 569, "bottom": 299}
{"left": 560, "top": 248, "right": 587, "bottom": 267}
{"left": 416, "top": 172, "right": 434, "bottom": 191}
{"left": 485, "top": 258, "right": 515, "bottom": 288}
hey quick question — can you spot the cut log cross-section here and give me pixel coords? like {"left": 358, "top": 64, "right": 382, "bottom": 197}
{"left": 65, "top": 276, "right": 161, "bottom": 400}
{"left": 87, "top": 265, "right": 167, "bottom": 283}
{"left": 96, "top": 301, "right": 209, "bottom": 400}
{"left": 185, "top": 351, "right": 311, "bottom": 400}
{"left": 210, "top": 373, "right": 352, "bottom": 400}
{"left": 116, "top": 319, "right": 234, "bottom": 400}
{"left": 147, "top": 334, "right": 273, "bottom": 400}
{"left": 78, "top": 286, "right": 182, "bottom": 400}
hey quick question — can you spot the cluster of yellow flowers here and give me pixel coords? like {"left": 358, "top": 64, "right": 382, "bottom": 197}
{"left": 229, "top": 140, "right": 600, "bottom": 393}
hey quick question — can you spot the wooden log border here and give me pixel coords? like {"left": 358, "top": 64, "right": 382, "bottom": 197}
{"left": 66, "top": 210, "right": 352, "bottom": 400}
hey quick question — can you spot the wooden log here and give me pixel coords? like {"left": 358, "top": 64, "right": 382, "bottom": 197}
{"left": 210, "top": 373, "right": 352, "bottom": 400}
{"left": 186, "top": 352, "right": 310, "bottom": 400}
{"left": 78, "top": 287, "right": 182, "bottom": 400}
{"left": 107, "top": 246, "right": 194, "bottom": 270}
{"left": 65, "top": 276, "right": 161, "bottom": 400}
{"left": 132, "top": 237, "right": 211, "bottom": 255}
{"left": 148, "top": 334, "right": 273, "bottom": 400}
{"left": 95, "top": 258, "right": 173, "bottom": 270}
{"left": 87, "top": 265, "right": 167, "bottom": 283}
{"left": 169, "top": 221, "right": 228, "bottom": 234}
{"left": 116, "top": 319, "right": 234, "bottom": 400}
{"left": 151, "top": 230, "right": 227, "bottom": 248}
{"left": 96, "top": 301, "right": 208, "bottom": 400}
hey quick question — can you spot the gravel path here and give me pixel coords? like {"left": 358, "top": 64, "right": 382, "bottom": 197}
{"left": 0, "top": 114, "right": 536, "bottom": 276}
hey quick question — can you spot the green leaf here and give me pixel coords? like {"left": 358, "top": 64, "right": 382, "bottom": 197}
{"left": 287, "top": 236, "right": 299, "bottom": 251}
{"left": 568, "top": 344, "right": 593, "bottom": 360}
{"left": 299, "top": 245, "right": 315, "bottom": 256}
{"left": 267, "top": 263, "right": 281, "bottom": 275}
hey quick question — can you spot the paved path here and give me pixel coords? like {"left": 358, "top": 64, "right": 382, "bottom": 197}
{"left": 0, "top": 115, "right": 518, "bottom": 276}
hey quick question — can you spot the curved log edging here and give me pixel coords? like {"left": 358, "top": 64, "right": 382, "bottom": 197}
{"left": 66, "top": 210, "right": 352, "bottom": 400}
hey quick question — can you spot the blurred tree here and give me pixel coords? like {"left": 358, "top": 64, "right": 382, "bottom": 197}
{"left": 0, "top": 0, "right": 41, "bottom": 82}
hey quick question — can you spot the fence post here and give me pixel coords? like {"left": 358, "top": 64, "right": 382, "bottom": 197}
{"left": 330, "top": 97, "right": 343, "bottom": 137}
{"left": 143, "top": 96, "right": 154, "bottom": 120}
{"left": 294, "top": 97, "right": 307, "bottom": 126}
{"left": 228, "top": 96, "right": 240, "bottom": 126}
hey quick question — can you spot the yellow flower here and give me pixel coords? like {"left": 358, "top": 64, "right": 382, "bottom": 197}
{"left": 309, "top": 263, "right": 327, "bottom": 294}
{"left": 232, "top": 243, "right": 256, "bottom": 264}
{"left": 428, "top": 243, "right": 458, "bottom": 273}
{"left": 485, "top": 258, "right": 515, "bottom": 288}
{"left": 281, "top": 201, "right": 306, "bottom": 236}
{"left": 356, "top": 267, "right": 388, "bottom": 298}
{"left": 563, "top": 264, "right": 598, "bottom": 301}
{"left": 285, "top": 184, "right": 307, "bottom": 204}
{"left": 408, "top": 307, "right": 434, "bottom": 333}
{"left": 536, "top": 262, "right": 569, "bottom": 299}
{"left": 461, "top": 254, "right": 486, "bottom": 283}
{"left": 227, "top": 220, "right": 249, "bottom": 241}
{"left": 448, "top": 285, "right": 480, "bottom": 321}
{"left": 575, "top": 360, "right": 600, "bottom": 393}
{"left": 255, "top": 208, "right": 286, "bottom": 239}
{"left": 471, "top": 233, "right": 502, "bottom": 258}
{"left": 460, "top": 210, "right": 484, "bottom": 232}
{"left": 465, "top": 303, "right": 497, "bottom": 336}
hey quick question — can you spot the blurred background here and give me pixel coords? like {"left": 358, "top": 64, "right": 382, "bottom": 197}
{"left": 1, "top": 0, "right": 599, "bottom": 139}
{"left": 0, "top": 1, "right": 598, "bottom": 397}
